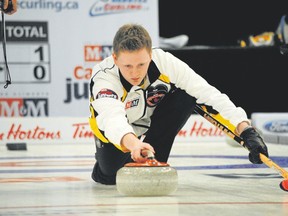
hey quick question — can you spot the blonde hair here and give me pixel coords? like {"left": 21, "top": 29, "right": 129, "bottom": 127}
{"left": 113, "top": 24, "right": 152, "bottom": 56}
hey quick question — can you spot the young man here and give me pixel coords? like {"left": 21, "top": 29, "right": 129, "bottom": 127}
{"left": 89, "top": 24, "right": 269, "bottom": 185}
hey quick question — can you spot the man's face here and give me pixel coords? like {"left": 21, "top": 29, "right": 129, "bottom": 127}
{"left": 113, "top": 48, "right": 152, "bottom": 86}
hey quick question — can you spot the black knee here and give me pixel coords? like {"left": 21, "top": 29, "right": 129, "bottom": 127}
{"left": 91, "top": 162, "right": 117, "bottom": 185}
{"left": 92, "top": 138, "right": 132, "bottom": 185}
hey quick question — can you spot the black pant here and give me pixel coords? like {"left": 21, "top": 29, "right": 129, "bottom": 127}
{"left": 91, "top": 88, "right": 197, "bottom": 185}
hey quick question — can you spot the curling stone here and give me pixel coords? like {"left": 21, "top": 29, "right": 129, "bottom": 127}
{"left": 116, "top": 151, "right": 178, "bottom": 196}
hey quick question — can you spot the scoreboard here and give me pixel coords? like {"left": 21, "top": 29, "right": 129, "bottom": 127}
{"left": 0, "top": 21, "right": 51, "bottom": 84}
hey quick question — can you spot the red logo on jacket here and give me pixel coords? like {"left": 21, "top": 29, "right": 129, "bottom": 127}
{"left": 96, "top": 89, "right": 118, "bottom": 99}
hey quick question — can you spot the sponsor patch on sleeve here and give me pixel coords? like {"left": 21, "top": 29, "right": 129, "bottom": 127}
{"left": 96, "top": 88, "right": 118, "bottom": 99}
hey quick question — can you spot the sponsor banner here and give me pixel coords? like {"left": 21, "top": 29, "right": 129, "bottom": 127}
{"left": 0, "top": 98, "right": 49, "bottom": 116}
{"left": 0, "top": 0, "right": 159, "bottom": 117}
{"left": 251, "top": 112, "right": 288, "bottom": 144}
{"left": 176, "top": 115, "right": 226, "bottom": 142}
{"left": 0, "top": 115, "right": 225, "bottom": 145}
{"left": 0, "top": 117, "right": 94, "bottom": 145}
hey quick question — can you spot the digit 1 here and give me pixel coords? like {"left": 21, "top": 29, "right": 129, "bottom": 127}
{"left": 35, "top": 46, "right": 44, "bottom": 61}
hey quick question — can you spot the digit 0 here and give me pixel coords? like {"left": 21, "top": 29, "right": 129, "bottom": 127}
{"left": 33, "top": 65, "right": 46, "bottom": 80}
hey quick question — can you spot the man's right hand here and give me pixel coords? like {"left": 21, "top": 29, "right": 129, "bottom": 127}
{"left": 1, "top": 0, "right": 17, "bottom": 15}
{"left": 121, "top": 133, "right": 155, "bottom": 163}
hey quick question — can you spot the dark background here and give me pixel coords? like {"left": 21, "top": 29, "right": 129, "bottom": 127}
{"left": 159, "top": 1, "right": 288, "bottom": 46}
{"left": 158, "top": 1, "right": 288, "bottom": 118}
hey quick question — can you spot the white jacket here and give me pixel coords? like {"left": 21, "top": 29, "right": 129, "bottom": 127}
{"left": 89, "top": 48, "right": 248, "bottom": 150}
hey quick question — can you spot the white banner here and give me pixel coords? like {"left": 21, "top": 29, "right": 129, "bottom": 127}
{"left": 0, "top": 0, "right": 159, "bottom": 117}
{"left": 0, "top": 115, "right": 226, "bottom": 145}
{"left": 251, "top": 112, "right": 288, "bottom": 144}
